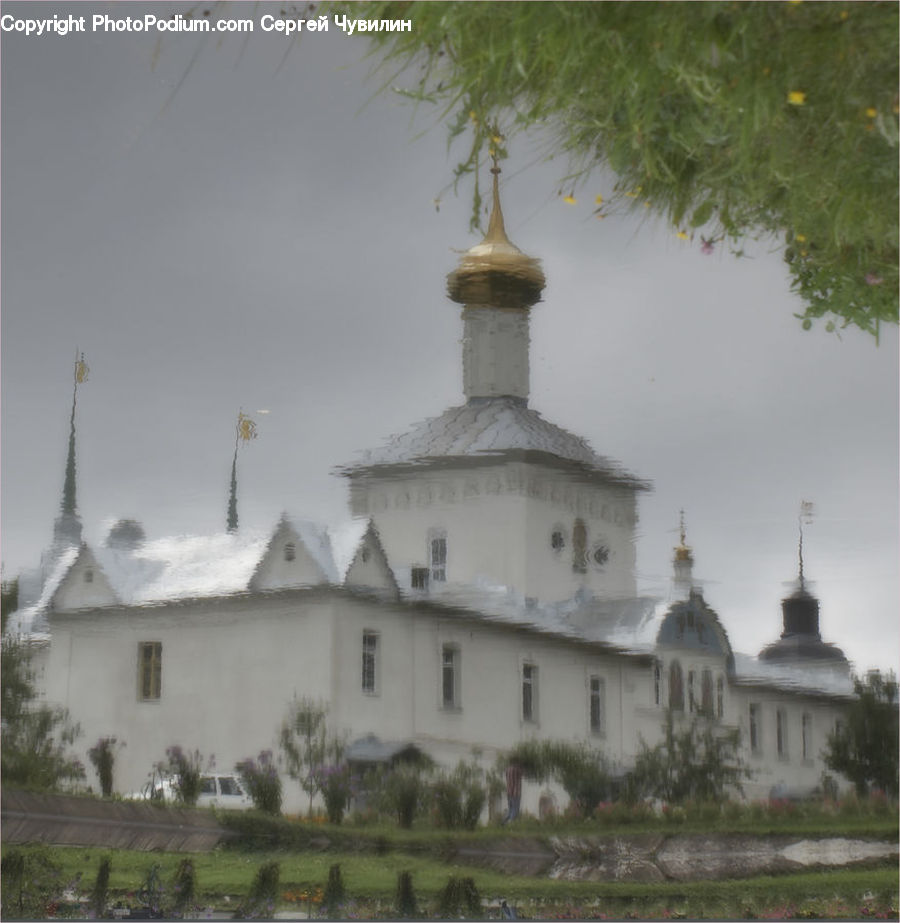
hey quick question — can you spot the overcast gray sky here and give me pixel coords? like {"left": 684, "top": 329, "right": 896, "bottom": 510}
{"left": 2, "top": 2, "right": 897, "bottom": 674}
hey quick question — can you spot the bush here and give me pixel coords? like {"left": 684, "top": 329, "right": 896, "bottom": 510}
{"left": 629, "top": 714, "right": 750, "bottom": 804}
{"left": 90, "top": 856, "right": 111, "bottom": 919}
{"left": 435, "top": 876, "right": 482, "bottom": 919}
{"left": 236, "top": 750, "right": 283, "bottom": 815}
{"left": 379, "top": 762, "right": 429, "bottom": 828}
{"left": 395, "top": 870, "right": 417, "bottom": 919}
{"left": 314, "top": 763, "right": 353, "bottom": 825}
{"left": 1, "top": 847, "right": 66, "bottom": 919}
{"left": 322, "top": 863, "right": 346, "bottom": 917}
{"left": 159, "top": 745, "right": 209, "bottom": 806}
{"left": 171, "top": 858, "right": 197, "bottom": 918}
{"left": 234, "top": 860, "right": 280, "bottom": 920}
{"left": 88, "top": 737, "right": 122, "bottom": 797}
{"left": 432, "top": 759, "right": 488, "bottom": 829}
{"left": 138, "top": 862, "right": 165, "bottom": 917}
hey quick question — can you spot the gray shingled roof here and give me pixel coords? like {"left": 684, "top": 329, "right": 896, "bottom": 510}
{"left": 341, "top": 397, "right": 648, "bottom": 486}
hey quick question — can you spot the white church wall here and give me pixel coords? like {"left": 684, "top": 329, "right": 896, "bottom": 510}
{"left": 46, "top": 593, "right": 337, "bottom": 808}
{"left": 352, "top": 462, "right": 639, "bottom": 604}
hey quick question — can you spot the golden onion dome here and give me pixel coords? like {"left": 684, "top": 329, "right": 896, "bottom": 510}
{"left": 447, "top": 163, "right": 545, "bottom": 309}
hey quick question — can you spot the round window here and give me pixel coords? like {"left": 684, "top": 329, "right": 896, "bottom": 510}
{"left": 591, "top": 544, "right": 610, "bottom": 568}
{"left": 550, "top": 528, "right": 566, "bottom": 553}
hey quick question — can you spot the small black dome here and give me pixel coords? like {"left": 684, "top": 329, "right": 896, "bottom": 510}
{"left": 105, "top": 519, "right": 146, "bottom": 550}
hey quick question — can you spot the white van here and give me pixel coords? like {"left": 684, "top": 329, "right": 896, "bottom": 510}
{"left": 196, "top": 773, "right": 252, "bottom": 810}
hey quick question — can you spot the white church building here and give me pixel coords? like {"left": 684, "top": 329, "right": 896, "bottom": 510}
{"left": 10, "top": 168, "right": 855, "bottom": 813}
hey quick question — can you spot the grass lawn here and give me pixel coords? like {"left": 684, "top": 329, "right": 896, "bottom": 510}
{"left": 3, "top": 841, "right": 897, "bottom": 919}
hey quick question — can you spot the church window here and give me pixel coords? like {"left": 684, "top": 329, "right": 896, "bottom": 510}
{"left": 653, "top": 661, "right": 662, "bottom": 706}
{"left": 572, "top": 519, "right": 587, "bottom": 573}
{"left": 716, "top": 675, "right": 725, "bottom": 718}
{"left": 442, "top": 645, "right": 459, "bottom": 709}
{"left": 360, "top": 546, "right": 371, "bottom": 563}
{"left": 669, "top": 661, "right": 684, "bottom": 711}
{"left": 551, "top": 527, "right": 566, "bottom": 553}
{"left": 801, "top": 712, "right": 812, "bottom": 762}
{"left": 362, "top": 631, "right": 378, "bottom": 694}
{"left": 84, "top": 568, "right": 94, "bottom": 584}
{"left": 284, "top": 542, "right": 296, "bottom": 562}
{"left": 522, "top": 663, "right": 538, "bottom": 722}
{"left": 701, "top": 669, "right": 714, "bottom": 716}
{"left": 411, "top": 567, "right": 430, "bottom": 590}
{"left": 429, "top": 529, "right": 447, "bottom": 583}
{"left": 687, "top": 670, "right": 697, "bottom": 713}
{"left": 591, "top": 544, "right": 610, "bottom": 568}
{"left": 138, "top": 642, "right": 162, "bottom": 701}
{"left": 749, "top": 703, "right": 762, "bottom": 753}
{"left": 776, "top": 708, "right": 789, "bottom": 760}
{"left": 589, "top": 676, "right": 605, "bottom": 736}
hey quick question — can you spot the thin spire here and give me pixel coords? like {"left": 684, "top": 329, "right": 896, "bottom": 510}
{"left": 54, "top": 351, "right": 88, "bottom": 549}
{"left": 674, "top": 508, "right": 692, "bottom": 562}
{"left": 797, "top": 500, "right": 814, "bottom": 591}
{"left": 226, "top": 410, "right": 257, "bottom": 533}
{"left": 483, "top": 156, "right": 510, "bottom": 245}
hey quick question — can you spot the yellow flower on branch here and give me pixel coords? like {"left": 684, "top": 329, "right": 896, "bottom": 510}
{"left": 787, "top": 91, "right": 806, "bottom": 106}
{"left": 595, "top": 194, "right": 603, "bottom": 206}
{"left": 865, "top": 107, "right": 877, "bottom": 118}
{"left": 676, "top": 230, "right": 689, "bottom": 240}
{"left": 563, "top": 194, "right": 577, "bottom": 205}
{"left": 795, "top": 233, "right": 807, "bottom": 243}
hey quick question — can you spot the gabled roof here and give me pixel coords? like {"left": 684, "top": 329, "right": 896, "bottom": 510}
{"left": 340, "top": 397, "right": 649, "bottom": 488}
{"left": 343, "top": 520, "right": 400, "bottom": 599}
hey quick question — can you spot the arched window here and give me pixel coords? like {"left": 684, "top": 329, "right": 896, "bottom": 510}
{"left": 572, "top": 519, "right": 587, "bottom": 574}
{"left": 716, "top": 676, "right": 725, "bottom": 718}
{"left": 701, "top": 669, "right": 714, "bottom": 715}
{"left": 284, "top": 542, "right": 296, "bottom": 562}
{"left": 669, "top": 661, "right": 684, "bottom": 711}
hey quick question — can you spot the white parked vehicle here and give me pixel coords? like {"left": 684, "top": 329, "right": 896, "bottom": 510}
{"left": 196, "top": 773, "right": 252, "bottom": 810}
{"left": 126, "top": 772, "right": 251, "bottom": 809}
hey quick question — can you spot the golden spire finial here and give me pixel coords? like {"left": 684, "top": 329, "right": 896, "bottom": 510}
{"left": 483, "top": 154, "right": 509, "bottom": 244}
{"left": 674, "top": 509, "right": 693, "bottom": 562}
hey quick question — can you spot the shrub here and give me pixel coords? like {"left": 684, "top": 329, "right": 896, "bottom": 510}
{"left": 395, "top": 870, "right": 417, "bottom": 919}
{"left": 236, "top": 750, "right": 283, "bottom": 815}
{"left": 435, "top": 876, "right": 482, "bottom": 918}
{"left": 88, "top": 736, "right": 122, "bottom": 797}
{"left": 0, "top": 847, "right": 66, "bottom": 920}
{"left": 314, "top": 763, "right": 353, "bottom": 825}
{"left": 380, "top": 762, "right": 429, "bottom": 828}
{"left": 90, "top": 856, "right": 111, "bottom": 919}
{"left": 234, "top": 860, "right": 280, "bottom": 920}
{"left": 171, "top": 858, "right": 197, "bottom": 918}
{"left": 432, "top": 759, "right": 489, "bottom": 829}
{"left": 159, "top": 745, "right": 209, "bottom": 806}
{"left": 322, "top": 863, "right": 346, "bottom": 917}
{"left": 629, "top": 713, "right": 751, "bottom": 804}
{"left": 138, "top": 862, "right": 165, "bottom": 917}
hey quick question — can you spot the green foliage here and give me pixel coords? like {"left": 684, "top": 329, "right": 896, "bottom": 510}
{"left": 88, "top": 736, "right": 122, "bottom": 797}
{"left": 159, "top": 745, "right": 208, "bottom": 806}
{"left": 376, "top": 762, "right": 431, "bottom": 828}
{"left": 394, "top": 869, "right": 418, "bottom": 918}
{"left": 171, "top": 857, "right": 197, "bottom": 918}
{"left": 234, "top": 860, "right": 280, "bottom": 920}
{"left": 349, "top": 0, "right": 898, "bottom": 337}
{"left": 236, "top": 750, "right": 283, "bottom": 815}
{"left": 435, "top": 875, "right": 482, "bottom": 919}
{"left": 503, "top": 739, "right": 612, "bottom": 816}
{"left": 1, "top": 631, "right": 85, "bottom": 791}
{"left": 279, "top": 696, "right": 343, "bottom": 816}
{"left": 90, "top": 856, "right": 112, "bottom": 919}
{"left": 629, "top": 713, "right": 751, "bottom": 804}
{"left": 323, "top": 863, "right": 346, "bottom": 916}
{"left": 824, "top": 670, "right": 899, "bottom": 798}
{"left": 0, "top": 846, "right": 69, "bottom": 919}
{"left": 138, "top": 861, "right": 165, "bottom": 917}
{"left": 432, "top": 759, "right": 489, "bottom": 829}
